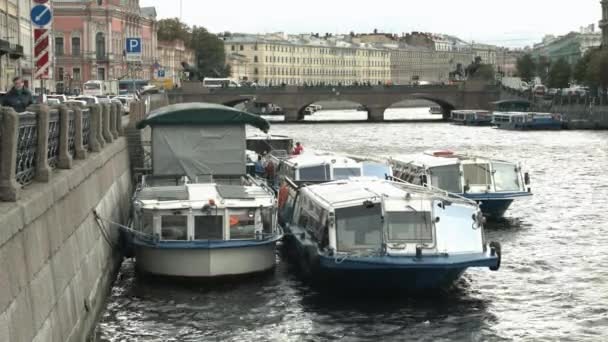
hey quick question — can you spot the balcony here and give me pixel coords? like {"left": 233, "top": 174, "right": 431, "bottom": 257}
{"left": 9, "top": 45, "right": 24, "bottom": 60}
{"left": 0, "top": 39, "right": 9, "bottom": 56}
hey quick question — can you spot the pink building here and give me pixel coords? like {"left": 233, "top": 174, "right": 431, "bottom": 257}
{"left": 53, "top": 0, "right": 157, "bottom": 94}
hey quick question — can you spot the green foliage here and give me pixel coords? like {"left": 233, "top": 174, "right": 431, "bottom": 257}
{"left": 546, "top": 58, "right": 571, "bottom": 89}
{"left": 157, "top": 18, "right": 191, "bottom": 47}
{"left": 535, "top": 55, "right": 550, "bottom": 84}
{"left": 516, "top": 54, "right": 535, "bottom": 82}
{"left": 585, "top": 48, "right": 608, "bottom": 89}
{"left": 190, "top": 26, "right": 230, "bottom": 79}
{"left": 573, "top": 48, "right": 597, "bottom": 84}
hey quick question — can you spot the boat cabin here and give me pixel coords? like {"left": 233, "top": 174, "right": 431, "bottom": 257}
{"left": 490, "top": 100, "right": 531, "bottom": 112}
{"left": 246, "top": 134, "right": 293, "bottom": 157}
{"left": 277, "top": 152, "right": 363, "bottom": 184}
{"left": 451, "top": 109, "right": 492, "bottom": 125}
{"left": 391, "top": 151, "right": 529, "bottom": 195}
{"left": 290, "top": 178, "right": 485, "bottom": 257}
{"left": 492, "top": 112, "right": 562, "bottom": 129}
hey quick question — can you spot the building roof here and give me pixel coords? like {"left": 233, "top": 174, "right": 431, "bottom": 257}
{"left": 140, "top": 6, "right": 157, "bottom": 19}
{"left": 136, "top": 102, "right": 270, "bottom": 132}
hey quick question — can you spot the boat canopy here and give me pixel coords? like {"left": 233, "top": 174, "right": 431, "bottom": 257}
{"left": 136, "top": 102, "right": 271, "bottom": 132}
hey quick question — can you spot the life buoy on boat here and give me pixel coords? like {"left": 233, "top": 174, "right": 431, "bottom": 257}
{"left": 489, "top": 241, "right": 501, "bottom": 271}
{"left": 432, "top": 150, "right": 455, "bottom": 157}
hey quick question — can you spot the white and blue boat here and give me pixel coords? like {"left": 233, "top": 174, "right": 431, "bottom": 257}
{"left": 124, "top": 103, "right": 282, "bottom": 277}
{"left": 492, "top": 112, "right": 563, "bottom": 130}
{"left": 390, "top": 151, "right": 532, "bottom": 218}
{"left": 279, "top": 177, "right": 501, "bottom": 291}
{"left": 451, "top": 109, "right": 493, "bottom": 126}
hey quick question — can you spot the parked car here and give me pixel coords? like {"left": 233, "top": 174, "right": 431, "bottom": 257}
{"left": 46, "top": 98, "right": 61, "bottom": 106}
{"left": 64, "top": 100, "right": 88, "bottom": 107}
{"left": 47, "top": 94, "right": 68, "bottom": 103}
{"left": 74, "top": 96, "right": 100, "bottom": 105}
{"left": 533, "top": 84, "right": 547, "bottom": 96}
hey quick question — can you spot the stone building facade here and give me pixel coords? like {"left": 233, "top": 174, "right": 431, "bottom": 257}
{"left": 53, "top": 0, "right": 158, "bottom": 94}
{"left": 0, "top": 0, "right": 32, "bottom": 91}
{"left": 155, "top": 39, "right": 195, "bottom": 89}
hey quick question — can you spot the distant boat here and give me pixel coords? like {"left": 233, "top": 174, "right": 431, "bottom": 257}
{"left": 390, "top": 150, "right": 532, "bottom": 218}
{"left": 279, "top": 177, "right": 501, "bottom": 291}
{"left": 492, "top": 112, "right": 563, "bottom": 130}
{"left": 429, "top": 106, "right": 443, "bottom": 115}
{"left": 451, "top": 109, "right": 493, "bottom": 126}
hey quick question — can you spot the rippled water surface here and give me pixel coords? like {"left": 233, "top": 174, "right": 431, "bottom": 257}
{"left": 96, "top": 109, "right": 608, "bottom": 341}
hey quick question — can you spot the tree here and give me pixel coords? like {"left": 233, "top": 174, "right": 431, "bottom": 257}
{"left": 573, "top": 48, "right": 597, "bottom": 84}
{"left": 585, "top": 49, "right": 608, "bottom": 91}
{"left": 157, "top": 18, "right": 191, "bottom": 46}
{"left": 190, "top": 26, "right": 230, "bottom": 79}
{"left": 536, "top": 55, "right": 550, "bottom": 84}
{"left": 516, "top": 54, "right": 535, "bottom": 82}
{"left": 546, "top": 58, "right": 571, "bottom": 89}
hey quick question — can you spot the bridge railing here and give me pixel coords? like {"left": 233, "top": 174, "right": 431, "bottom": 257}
{"left": 0, "top": 101, "right": 126, "bottom": 202}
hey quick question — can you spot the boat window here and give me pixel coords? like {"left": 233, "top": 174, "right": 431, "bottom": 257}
{"left": 161, "top": 215, "right": 188, "bottom": 240}
{"left": 333, "top": 167, "right": 361, "bottom": 180}
{"left": 386, "top": 211, "right": 433, "bottom": 243}
{"left": 141, "top": 211, "right": 154, "bottom": 235}
{"left": 298, "top": 165, "right": 330, "bottom": 181}
{"left": 493, "top": 163, "right": 521, "bottom": 192}
{"left": 429, "top": 165, "right": 461, "bottom": 193}
{"left": 229, "top": 209, "right": 257, "bottom": 239}
{"left": 463, "top": 163, "right": 492, "bottom": 186}
{"left": 261, "top": 207, "right": 274, "bottom": 235}
{"left": 194, "top": 216, "right": 223, "bottom": 240}
{"left": 335, "top": 205, "right": 382, "bottom": 252}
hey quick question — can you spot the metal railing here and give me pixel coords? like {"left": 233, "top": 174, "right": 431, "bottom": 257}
{"left": 68, "top": 109, "right": 76, "bottom": 158}
{"left": 16, "top": 112, "right": 38, "bottom": 185}
{"left": 47, "top": 109, "right": 60, "bottom": 169}
{"left": 82, "top": 108, "right": 91, "bottom": 151}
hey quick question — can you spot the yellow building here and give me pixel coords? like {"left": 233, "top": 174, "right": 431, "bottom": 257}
{"left": 224, "top": 35, "right": 390, "bottom": 86}
{"left": 389, "top": 46, "right": 474, "bottom": 84}
{"left": 156, "top": 39, "right": 195, "bottom": 89}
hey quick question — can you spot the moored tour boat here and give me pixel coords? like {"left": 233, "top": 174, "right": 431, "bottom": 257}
{"left": 124, "top": 103, "right": 282, "bottom": 277}
{"left": 451, "top": 109, "right": 493, "bottom": 126}
{"left": 279, "top": 177, "right": 501, "bottom": 291}
{"left": 492, "top": 112, "right": 563, "bottom": 130}
{"left": 429, "top": 106, "right": 443, "bottom": 115}
{"left": 390, "top": 150, "right": 532, "bottom": 218}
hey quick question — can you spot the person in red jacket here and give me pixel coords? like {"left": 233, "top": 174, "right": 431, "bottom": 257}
{"left": 292, "top": 142, "right": 304, "bottom": 155}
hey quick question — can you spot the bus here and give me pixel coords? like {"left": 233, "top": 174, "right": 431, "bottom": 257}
{"left": 83, "top": 80, "right": 118, "bottom": 96}
{"left": 202, "top": 78, "right": 240, "bottom": 88}
{"left": 119, "top": 79, "right": 150, "bottom": 95}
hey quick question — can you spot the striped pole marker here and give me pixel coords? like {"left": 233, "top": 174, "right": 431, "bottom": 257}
{"left": 34, "top": 28, "right": 51, "bottom": 79}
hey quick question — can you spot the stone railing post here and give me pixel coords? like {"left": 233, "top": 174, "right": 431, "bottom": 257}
{"left": 69, "top": 105, "right": 87, "bottom": 159}
{"left": 115, "top": 102, "right": 125, "bottom": 136}
{"left": 89, "top": 104, "right": 104, "bottom": 151}
{"left": 28, "top": 104, "right": 52, "bottom": 182}
{"left": 56, "top": 105, "right": 73, "bottom": 169}
{"left": 110, "top": 103, "right": 119, "bottom": 139}
{"left": 102, "top": 103, "right": 114, "bottom": 144}
{"left": 0, "top": 107, "right": 21, "bottom": 201}
{"left": 128, "top": 101, "right": 139, "bottom": 128}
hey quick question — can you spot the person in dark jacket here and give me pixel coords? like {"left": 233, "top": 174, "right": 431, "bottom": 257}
{"left": 2, "top": 77, "right": 33, "bottom": 112}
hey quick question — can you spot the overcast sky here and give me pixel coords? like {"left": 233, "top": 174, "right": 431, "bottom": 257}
{"left": 140, "top": 0, "right": 601, "bottom": 48}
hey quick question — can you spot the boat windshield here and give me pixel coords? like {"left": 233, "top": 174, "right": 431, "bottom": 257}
{"left": 493, "top": 163, "right": 521, "bottom": 192}
{"left": 298, "top": 165, "right": 330, "bottom": 181}
{"left": 333, "top": 167, "right": 361, "bottom": 180}
{"left": 386, "top": 211, "right": 433, "bottom": 243}
{"left": 229, "top": 209, "right": 257, "bottom": 239}
{"left": 161, "top": 215, "right": 188, "bottom": 240}
{"left": 335, "top": 205, "right": 382, "bottom": 252}
{"left": 463, "top": 163, "right": 492, "bottom": 187}
{"left": 429, "top": 165, "right": 462, "bottom": 193}
{"left": 194, "top": 215, "right": 223, "bottom": 240}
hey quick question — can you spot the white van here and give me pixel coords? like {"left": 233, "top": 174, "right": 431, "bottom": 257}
{"left": 202, "top": 78, "right": 240, "bottom": 88}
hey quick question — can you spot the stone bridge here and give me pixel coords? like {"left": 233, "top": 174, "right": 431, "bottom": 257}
{"left": 170, "top": 81, "right": 501, "bottom": 121}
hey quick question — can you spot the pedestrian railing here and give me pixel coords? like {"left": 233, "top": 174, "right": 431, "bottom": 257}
{"left": 0, "top": 101, "right": 131, "bottom": 202}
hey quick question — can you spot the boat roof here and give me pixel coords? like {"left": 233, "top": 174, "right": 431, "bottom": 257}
{"left": 246, "top": 133, "right": 292, "bottom": 141}
{"left": 283, "top": 151, "right": 361, "bottom": 168}
{"left": 451, "top": 109, "right": 490, "bottom": 114}
{"left": 391, "top": 151, "right": 516, "bottom": 168}
{"left": 301, "top": 178, "right": 474, "bottom": 211}
{"left": 493, "top": 111, "right": 555, "bottom": 117}
{"left": 136, "top": 183, "right": 275, "bottom": 210}
{"left": 136, "top": 102, "right": 270, "bottom": 132}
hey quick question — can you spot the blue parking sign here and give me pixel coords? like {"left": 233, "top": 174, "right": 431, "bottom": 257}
{"left": 126, "top": 38, "right": 142, "bottom": 53}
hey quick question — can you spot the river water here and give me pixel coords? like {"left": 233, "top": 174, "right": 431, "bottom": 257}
{"left": 95, "top": 108, "right": 608, "bottom": 341}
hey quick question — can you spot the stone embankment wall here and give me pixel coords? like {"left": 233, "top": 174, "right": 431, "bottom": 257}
{"left": 0, "top": 95, "right": 166, "bottom": 342}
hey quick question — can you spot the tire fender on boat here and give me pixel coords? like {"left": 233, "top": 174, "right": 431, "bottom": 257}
{"left": 489, "top": 241, "right": 502, "bottom": 271}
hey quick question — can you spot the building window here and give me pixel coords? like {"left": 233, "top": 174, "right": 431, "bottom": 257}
{"left": 58, "top": 67, "right": 64, "bottom": 81}
{"left": 254, "top": 56, "right": 258, "bottom": 63}
{"left": 55, "top": 37, "right": 64, "bottom": 56}
{"left": 73, "top": 68, "right": 81, "bottom": 81}
{"left": 96, "top": 32, "right": 105, "bottom": 59}
{"left": 72, "top": 37, "right": 80, "bottom": 56}
{"left": 254, "top": 68, "right": 259, "bottom": 75}
{"left": 231, "top": 45, "right": 235, "bottom": 51}
{"left": 97, "top": 67, "right": 105, "bottom": 80}
{"left": 239, "top": 45, "right": 244, "bottom": 51}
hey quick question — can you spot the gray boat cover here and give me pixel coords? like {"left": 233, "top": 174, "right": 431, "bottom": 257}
{"left": 152, "top": 125, "right": 246, "bottom": 178}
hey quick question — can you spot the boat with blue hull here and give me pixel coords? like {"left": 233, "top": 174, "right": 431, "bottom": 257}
{"left": 492, "top": 112, "right": 563, "bottom": 130}
{"left": 280, "top": 178, "right": 501, "bottom": 291}
{"left": 390, "top": 151, "right": 532, "bottom": 218}
{"left": 123, "top": 103, "right": 282, "bottom": 278}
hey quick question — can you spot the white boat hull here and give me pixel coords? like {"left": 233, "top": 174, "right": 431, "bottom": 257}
{"left": 134, "top": 243, "right": 277, "bottom": 277}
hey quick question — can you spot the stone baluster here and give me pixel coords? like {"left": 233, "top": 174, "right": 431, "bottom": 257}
{"left": 101, "top": 103, "right": 114, "bottom": 144}
{"left": 0, "top": 107, "right": 21, "bottom": 201}
{"left": 89, "top": 104, "right": 104, "bottom": 151}
{"left": 115, "top": 102, "right": 125, "bottom": 136}
{"left": 128, "top": 101, "right": 139, "bottom": 128}
{"left": 110, "top": 103, "right": 119, "bottom": 139}
{"left": 70, "top": 105, "right": 87, "bottom": 159}
{"left": 57, "top": 105, "right": 73, "bottom": 169}
{"left": 28, "top": 104, "right": 52, "bottom": 182}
